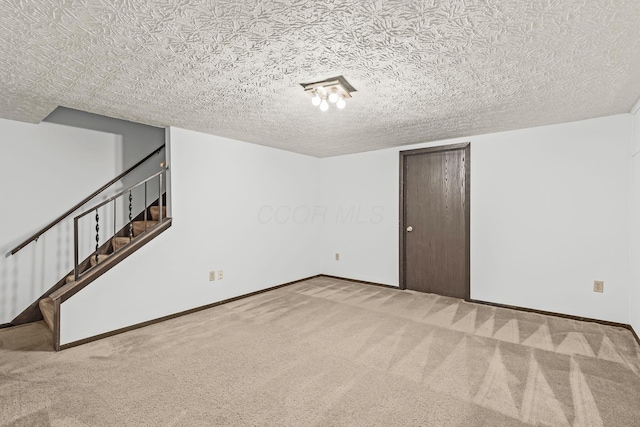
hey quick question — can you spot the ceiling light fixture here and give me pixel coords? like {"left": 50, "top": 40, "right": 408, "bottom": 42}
{"left": 301, "top": 75, "right": 356, "bottom": 112}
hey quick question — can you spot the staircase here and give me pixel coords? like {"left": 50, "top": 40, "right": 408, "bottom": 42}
{"left": 37, "top": 205, "right": 168, "bottom": 332}
{"left": 6, "top": 145, "right": 172, "bottom": 351}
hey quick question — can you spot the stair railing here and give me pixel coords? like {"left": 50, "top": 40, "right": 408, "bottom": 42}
{"left": 7, "top": 145, "right": 166, "bottom": 257}
{"left": 73, "top": 168, "right": 167, "bottom": 281}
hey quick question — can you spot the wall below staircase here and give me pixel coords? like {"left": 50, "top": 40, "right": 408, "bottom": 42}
{"left": 0, "top": 118, "right": 122, "bottom": 324}
{"left": 60, "top": 128, "right": 322, "bottom": 345}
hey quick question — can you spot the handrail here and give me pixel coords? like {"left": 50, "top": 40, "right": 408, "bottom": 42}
{"left": 8, "top": 144, "right": 166, "bottom": 256}
{"left": 73, "top": 168, "right": 167, "bottom": 280}
{"left": 74, "top": 168, "right": 167, "bottom": 217}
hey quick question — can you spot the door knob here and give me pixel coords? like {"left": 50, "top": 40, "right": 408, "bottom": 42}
{"left": 406, "top": 226, "right": 413, "bottom": 232}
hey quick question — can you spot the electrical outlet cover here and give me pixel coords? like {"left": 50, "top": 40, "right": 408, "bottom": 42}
{"left": 209, "top": 271, "right": 216, "bottom": 281}
{"left": 594, "top": 280, "right": 604, "bottom": 293}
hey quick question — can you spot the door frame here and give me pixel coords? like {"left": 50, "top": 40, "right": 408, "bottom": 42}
{"left": 399, "top": 143, "right": 471, "bottom": 297}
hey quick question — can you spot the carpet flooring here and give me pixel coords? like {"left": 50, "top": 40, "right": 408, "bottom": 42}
{"left": 1, "top": 276, "right": 639, "bottom": 426}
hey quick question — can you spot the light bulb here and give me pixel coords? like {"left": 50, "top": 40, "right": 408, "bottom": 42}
{"left": 320, "top": 99, "right": 329, "bottom": 112}
{"left": 311, "top": 94, "right": 321, "bottom": 106}
{"left": 336, "top": 96, "right": 346, "bottom": 109}
{"left": 328, "top": 89, "right": 339, "bottom": 103}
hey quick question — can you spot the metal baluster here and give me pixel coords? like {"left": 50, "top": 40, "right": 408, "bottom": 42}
{"left": 74, "top": 217, "right": 79, "bottom": 281}
{"left": 128, "top": 191, "right": 133, "bottom": 239}
{"left": 113, "top": 199, "right": 117, "bottom": 247}
{"left": 144, "top": 182, "right": 148, "bottom": 233}
{"left": 95, "top": 208, "right": 99, "bottom": 266}
{"left": 159, "top": 172, "right": 163, "bottom": 224}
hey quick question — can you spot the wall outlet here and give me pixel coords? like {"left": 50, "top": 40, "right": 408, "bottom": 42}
{"left": 593, "top": 280, "right": 604, "bottom": 293}
{"left": 335, "top": 253, "right": 340, "bottom": 261}
{"left": 218, "top": 270, "right": 224, "bottom": 280}
{"left": 209, "top": 271, "right": 216, "bottom": 281}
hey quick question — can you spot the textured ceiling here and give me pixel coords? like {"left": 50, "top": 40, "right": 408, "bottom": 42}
{"left": 1, "top": 1, "right": 640, "bottom": 157}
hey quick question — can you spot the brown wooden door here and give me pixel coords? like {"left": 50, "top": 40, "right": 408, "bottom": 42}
{"left": 400, "top": 144, "right": 470, "bottom": 299}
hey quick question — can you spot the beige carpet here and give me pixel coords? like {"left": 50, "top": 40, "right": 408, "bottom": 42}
{"left": 1, "top": 276, "right": 639, "bottom": 426}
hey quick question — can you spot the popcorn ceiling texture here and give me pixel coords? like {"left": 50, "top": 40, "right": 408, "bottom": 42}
{"left": 1, "top": 0, "right": 640, "bottom": 157}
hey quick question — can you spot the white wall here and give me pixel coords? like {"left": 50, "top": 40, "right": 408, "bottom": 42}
{"left": 0, "top": 119, "right": 121, "bottom": 324}
{"left": 44, "top": 107, "right": 166, "bottom": 190}
{"left": 60, "top": 128, "right": 322, "bottom": 345}
{"left": 630, "top": 110, "right": 640, "bottom": 333}
{"left": 320, "top": 115, "right": 632, "bottom": 323}
{"left": 318, "top": 149, "right": 398, "bottom": 285}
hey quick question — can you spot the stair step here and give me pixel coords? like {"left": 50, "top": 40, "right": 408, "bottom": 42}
{"left": 38, "top": 298, "right": 54, "bottom": 331}
{"left": 112, "top": 236, "right": 132, "bottom": 251}
{"left": 63, "top": 252, "right": 111, "bottom": 285}
{"left": 150, "top": 206, "right": 166, "bottom": 221}
{"left": 89, "top": 254, "right": 110, "bottom": 267}
{"left": 132, "top": 220, "right": 158, "bottom": 237}
{"left": 63, "top": 237, "right": 133, "bottom": 285}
